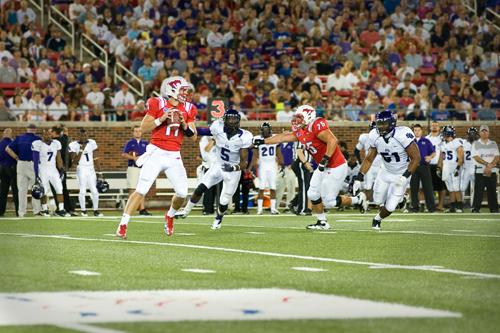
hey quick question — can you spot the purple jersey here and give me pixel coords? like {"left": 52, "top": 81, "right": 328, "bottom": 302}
{"left": 123, "top": 138, "right": 148, "bottom": 167}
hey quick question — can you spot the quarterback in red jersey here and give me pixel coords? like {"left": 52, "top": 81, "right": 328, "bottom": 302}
{"left": 253, "top": 105, "right": 367, "bottom": 230}
{"left": 116, "top": 76, "right": 197, "bottom": 238}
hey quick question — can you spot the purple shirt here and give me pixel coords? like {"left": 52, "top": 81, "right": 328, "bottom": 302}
{"left": 123, "top": 138, "right": 148, "bottom": 167}
{"left": 416, "top": 136, "right": 435, "bottom": 165}
{"left": 0, "top": 137, "right": 16, "bottom": 167}
{"left": 280, "top": 142, "right": 294, "bottom": 166}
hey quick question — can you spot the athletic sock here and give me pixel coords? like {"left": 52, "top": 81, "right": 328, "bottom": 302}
{"left": 351, "top": 195, "right": 360, "bottom": 205}
{"left": 57, "top": 203, "right": 64, "bottom": 211}
{"left": 374, "top": 213, "right": 382, "bottom": 221}
{"left": 257, "top": 199, "right": 263, "bottom": 212}
{"left": 315, "top": 212, "right": 327, "bottom": 222}
{"left": 184, "top": 200, "right": 196, "bottom": 214}
{"left": 42, "top": 204, "right": 48, "bottom": 211}
{"left": 167, "top": 207, "right": 177, "bottom": 218}
{"left": 270, "top": 199, "right": 276, "bottom": 211}
{"left": 120, "top": 213, "right": 130, "bottom": 226}
{"left": 91, "top": 192, "right": 99, "bottom": 211}
{"left": 79, "top": 193, "right": 86, "bottom": 212}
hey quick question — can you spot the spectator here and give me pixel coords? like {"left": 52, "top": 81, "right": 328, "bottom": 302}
{"left": 89, "top": 105, "right": 106, "bottom": 121}
{"left": 9, "top": 94, "right": 30, "bottom": 120}
{"left": 113, "top": 84, "right": 136, "bottom": 109}
{"left": 430, "top": 102, "right": 450, "bottom": 121}
{"left": 404, "top": 44, "right": 423, "bottom": 69}
{"left": 0, "top": 42, "right": 13, "bottom": 60}
{"left": 472, "top": 125, "right": 499, "bottom": 213}
{"left": 47, "top": 95, "right": 67, "bottom": 120}
{"left": 276, "top": 102, "right": 293, "bottom": 122}
{"left": 86, "top": 83, "right": 105, "bottom": 108}
{"left": 47, "top": 30, "right": 66, "bottom": 52}
{"left": 69, "top": 0, "right": 86, "bottom": 22}
{"left": 0, "top": 97, "right": 15, "bottom": 121}
{"left": 17, "top": 0, "right": 36, "bottom": 24}
{"left": 17, "top": 58, "right": 33, "bottom": 82}
{"left": 471, "top": 69, "right": 489, "bottom": 95}
{"left": 26, "top": 92, "right": 46, "bottom": 112}
{"left": 0, "top": 56, "right": 17, "bottom": 83}
{"left": 484, "top": 84, "right": 499, "bottom": 108}
{"left": 90, "top": 58, "right": 105, "bottom": 83}
{"left": 173, "top": 50, "right": 188, "bottom": 75}
{"left": 206, "top": 24, "right": 224, "bottom": 48}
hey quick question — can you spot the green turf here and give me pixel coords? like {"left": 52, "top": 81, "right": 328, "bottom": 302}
{"left": 0, "top": 211, "right": 499, "bottom": 333}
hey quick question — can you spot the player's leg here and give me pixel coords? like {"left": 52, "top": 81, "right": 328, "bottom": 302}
{"left": 373, "top": 175, "right": 408, "bottom": 230}
{"left": 257, "top": 165, "right": 266, "bottom": 214}
{"left": 76, "top": 168, "right": 88, "bottom": 215}
{"left": 163, "top": 155, "right": 190, "bottom": 236}
{"left": 87, "top": 170, "right": 101, "bottom": 216}
{"left": 305, "top": 169, "right": 329, "bottom": 229}
{"left": 212, "top": 170, "right": 242, "bottom": 229}
{"left": 179, "top": 166, "right": 221, "bottom": 218}
{"left": 49, "top": 171, "right": 68, "bottom": 216}
{"left": 284, "top": 167, "right": 296, "bottom": 208}
{"left": 363, "top": 166, "right": 377, "bottom": 202}
{"left": 268, "top": 166, "right": 278, "bottom": 214}
{"left": 322, "top": 164, "right": 367, "bottom": 212}
{"left": 371, "top": 174, "right": 391, "bottom": 230}
{"left": 16, "top": 163, "right": 28, "bottom": 217}
{"left": 38, "top": 170, "right": 51, "bottom": 216}
{"left": 26, "top": 162, "right": 41, "bottom": 215}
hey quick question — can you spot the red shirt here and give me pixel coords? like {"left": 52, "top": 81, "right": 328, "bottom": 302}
{"left": 146, "top": 97, "right": 197, "bottom": 151}
{"left": 293, "top": 118, "right": 346, "bottom": 168}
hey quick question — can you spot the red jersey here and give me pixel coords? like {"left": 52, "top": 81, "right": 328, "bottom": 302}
{"left": 293, "top": 118, "right": 346, "bottom": 168}
{"left": 146, "top": 97, "right": 197, "bottom": 151}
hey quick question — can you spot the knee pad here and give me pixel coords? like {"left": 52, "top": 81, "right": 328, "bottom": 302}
{"left": 193, "top": 184, "right": 208, "bottom": 197}
{"left": 311, "top": 197, "right": 323, "bottom": 205}
{"left": 307, "top": 187, "right": 321, "bottom": 202}
{"left": 175, "top": 187, "right": 188, "bottom": 199}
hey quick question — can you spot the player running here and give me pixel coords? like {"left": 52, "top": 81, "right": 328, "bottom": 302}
{"left": 68, "top": 128, "right": 103, "bottom": 217}
{"left": 354, "top": 121, "right": 381, "bottom": 202}
{"left": 253, "top": 105, "right": 368, "bottom": 230}
{"left": 438, "top": 125, "right": 464, "bottom": 213}
{"left": 116, "top": 76, "right": 197, "bottom": 238}
{"left": 252, "top": 122, "right": 283, "bottom": 215}
{"left": 461, "top": 127, "right": 478, "bottom": 206}
{"left": 175, "top": 109, "right": 253, "bottom": 229}
{"left": 353, "top": 110, "right": 421, "bottom": 230}
{"left": 31, "top": 128, "right": 70, "bottom": 217}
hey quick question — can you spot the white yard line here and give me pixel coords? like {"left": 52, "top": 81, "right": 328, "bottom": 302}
{"left": 347, "top": 229, "right": 500, "bottom": 238}
{"left": 291, "top": 267, "right": 327, "bottom": 272}
{"left": 56, "top": 323, "right": 126, "bottom": 333}
{"left": 182, "top": 269, "right": 215, "bottom": 273}
{"left": 0, "top": 232, "right": 499, "bottom": 280}
{"left": 69, "top": 270, "right": 101, "bottom": 276}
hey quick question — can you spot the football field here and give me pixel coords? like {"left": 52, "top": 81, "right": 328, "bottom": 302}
{"left": 0, "top": 211, "right": 499, "bottom": 333}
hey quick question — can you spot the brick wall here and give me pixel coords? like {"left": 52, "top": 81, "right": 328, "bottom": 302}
{"left": 3, "top": 121, "right": 499, "bottom": 176}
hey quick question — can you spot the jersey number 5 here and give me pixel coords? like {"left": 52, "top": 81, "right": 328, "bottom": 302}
{"left": 221, "top": 147, "right": 230, "bottom": 161}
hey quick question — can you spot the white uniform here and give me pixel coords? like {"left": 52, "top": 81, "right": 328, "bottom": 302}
{"left": 31, "top": 140, "right": 63, "bottom": 194}
{"left": 426, "top": 133, "right": 442, "bottom": 165}
{"left": 460, "top": 140, "right": 474, "bottom": 192}
{"left": 440, "top": 138, "right": 463, "bottom": 192}
{"left": 68, "top": 139, "right": 100, "bottom": 211}
{"left": 356, "top": 133, "right": 381, "bottom": 190}
{"left": 199, "top": 120, "right": 253, "bottom": 205}
{"left": 254, "top": 135, "right": 279, "bottom": 190}
{"left": 197, "top": 136, "right": 217, "bottom": 182}
{"left": 368, "top": 126, "right": 415, "bottom": 212}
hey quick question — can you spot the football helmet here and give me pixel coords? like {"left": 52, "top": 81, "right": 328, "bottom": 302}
{"left": 160, "top": 76, "right": 190, "bottom": 103}
{"left": 441, "top": 125, "right": 456, "bottom": 139}
{"left": 260, "top": 122, "right": 272, "bottom": 138}
{"left": 375, "top": 110, "right": 397, "bottom": 136}
{"left": 223, "top": 108, "right": 241, "bottom": 134}
{"left": 467, "top": 127, "right": 479, "bottom": 142}
{"left": 96, "top": 179, "right": 110, "bottom": 193}
{"left": 31, "top": 182, "right": 45, "bottom": 200}
{"left": 291, "top": 105, "right": 316, "bottom": 131}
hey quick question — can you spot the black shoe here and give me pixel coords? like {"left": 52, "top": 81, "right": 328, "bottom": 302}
{"left": 372, "top": 218, "right": 381, "bottom": 230}
{"left": 139, "top": 209, "right": 152, "bottom": 216}
{"left": 306, "top": 220, "right": 331, "bottom": 230}
{"left": 94, "top": 210, "right": 103, "bottom": 217}
{"left": 69, "top": 211, "right": 78, "bottom": 217}
{"left": 491, "top": 210, "right": 499, "bottom": 213}
{"left": 242, "top": 211, "right": 249, "bottom": 215}
{"left": 55, "top": 210, "right": 70, "bottom": 217}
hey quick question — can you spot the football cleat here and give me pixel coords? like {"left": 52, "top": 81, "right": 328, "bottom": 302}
{"left": 164, "top": 213, "right": 174, "bottom": 236}
{"left": 372, "top": 218, "right": 381, "bottom": 230}
{"left": 358, "top": 192, "right": 368, "bottom": 214}
{"left": 55, "top": 210, "right": 70, "bottom": 217}
{"left": 174, "top": 209, "right": 188, "bottom": 219}
{"left": 116, "top": 224, "right": 127, "bottom": 239}
{"left": 306, "top": 220, "right": 331, "bottom": 230}
{"left": 257, "top": 210, "right": 263, "bottom": 215}
{"left": 271, "top": 210, "right": 280, "bottom": 215}
{"left": 80, "top": 211, "right": 88, "bottom": 217}
{"left": 211, "top": 218, "right": 222, "bottom": 230}
{"left": 39, "top": 210, "right": 50, "bottom": 217}
{"left": 93, "top": 210, "right": 103, "bottom": 217}
{"left": 139, "top": 209, "right": 152, "bottom": 216}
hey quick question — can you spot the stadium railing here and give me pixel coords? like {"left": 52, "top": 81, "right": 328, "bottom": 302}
{"left": 80, "top": 33, "right": 108, "bottom": 79}
{"left": 48, "top": 5, "right": 75, "bottom": 51}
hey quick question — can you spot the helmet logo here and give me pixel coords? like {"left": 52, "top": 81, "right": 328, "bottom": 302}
{"left": 168, "top": 79, "right": 182, "bottom": 88}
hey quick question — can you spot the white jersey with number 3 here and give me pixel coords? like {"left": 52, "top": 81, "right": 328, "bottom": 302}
{"left": 210, "top": 119, "right": 253, "bottom": 165}
{"left": 68, "top": 139, "right": 98, "bottom": 169}
{"left": 31, "top": 140, "right": 61, "bottom": 170}
{"left": 368, "top": 126, "right": 415, "bottom": 175}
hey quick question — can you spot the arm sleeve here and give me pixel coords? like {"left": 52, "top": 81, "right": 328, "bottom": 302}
{"left": 397, "top": 127, "right": 416, "bottom": 149}
{"left": 312, "top": 118, "right": 329, "bottom": 136}
{"left": 241, "top": 132, "right": 253, "bottom": 149}
{"left": 123, "top": 140, "right": 132, "bottom": 153}
{"left": 33, "top": 151, "right": 40, "bottom": 177}
{"left": 8, "top": 137, "right": 19, "bottom": 152}
{"left": 68, "top": 142, "right": 77, "bottom": 153}
{"left": 146, "top": 97, "right": 160, "bottom": 118}
{"left": 91, "top": 140, "right": 98, "bottom": 150}
{"left": 31, "top": 140, "right": 40, "bottom": 152}
{"left": 471, "top": 142, "right": 478, "bottom": 157}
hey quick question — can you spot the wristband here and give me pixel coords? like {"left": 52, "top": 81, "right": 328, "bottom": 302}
{"left": 184, "top": 126, "right": 195, "bottom": 137}
{"left": 402, "top": 170, "right": 411, "bottom": 178}
{"left": 154, "top": 118, "right": 162, "bottom": 127}
{"left": 355, "top": 172, "right": 364, "bottom": 182}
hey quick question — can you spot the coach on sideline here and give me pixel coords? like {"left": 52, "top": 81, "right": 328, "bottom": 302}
{"left": 409, "top": 124, "right": 436, "bottom": 212}
{"left": 472, "top": 125, "right": 499, "bottom": 213}
{"left": 122, "top": 126, "right": 151, "bottom": 215}
{"left": 5, "top": 124, "right": 42, "bottom": 217}
{"left": 0, "top": 128, "right": 18, "bottom": 216}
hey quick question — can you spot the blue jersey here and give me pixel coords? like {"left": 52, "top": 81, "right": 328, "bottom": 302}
{"left": 123, "top": 138, "right": 148, "bottom": 167}
{"left": 8, "top": 133, "right": 41, "bottom": 161}
{"left": 0, "top": 137, "right": 16, "bottom": 167}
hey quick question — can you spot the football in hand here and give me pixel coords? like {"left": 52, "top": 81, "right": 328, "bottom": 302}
{"left": 165, "top": 109, "right": 183, "bottom": 126}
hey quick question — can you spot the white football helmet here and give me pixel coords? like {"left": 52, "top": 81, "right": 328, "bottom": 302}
{"left": 291, "top": 105, "right": 316, "bottom": 130}
{"left": 160, "top": 76, "right": 190, "bottom": 102}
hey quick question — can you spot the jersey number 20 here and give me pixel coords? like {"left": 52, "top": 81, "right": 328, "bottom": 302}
{"left": 261, "top": 146, "right": 275, "bottom": 157}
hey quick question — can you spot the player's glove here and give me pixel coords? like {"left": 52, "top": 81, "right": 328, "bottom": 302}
{"left": 279, "top": 165, "right": 285, "bottom": 176}
{"left": 252, "top": 137, "right": 265, "bottom": 147}
{"left": 453, "top": 166, "right": 460, "bottom": 177}
{"left": 437, "top": 168, "right": 442, "bottom": 179}
{"left": 58, "top": 168, "right": 66, "bottom": 182}
{"left": 351, "top": 173, "right": 364, "bottom": 195}
{"left": 222, "top": 163, "right": 240, "bottom": 172}
{"left": 396, "top": 170, "right": 412, "bottom": 188}
{"left": 318, "top": 155, "right": 330, "bottom": 172}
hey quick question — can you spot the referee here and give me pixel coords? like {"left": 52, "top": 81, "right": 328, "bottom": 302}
{"left": 410, "top": 124, "right": 436, "bottom": 212}
{"left": 471, "top": 125, "right": 499, "bottom": 213}
{"left": 5, "top": 124, "right": 42, "bottom": 217}
{"left": 0, "top": 128, "right": 18, "bottom": 216}
{"left": 122, "top": 126, "right": 151, "bottom": 215}
{"left": 291, "top": 142, "right": 313, "bottom": 215}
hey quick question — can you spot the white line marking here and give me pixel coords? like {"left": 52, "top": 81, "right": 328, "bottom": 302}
{"left": 102, "top": 234, "right": 116, "bottom": 237}
{"left": 350, "top": 229, "right": 500, "bottom": 238}
{"left": 1, "top": 232, "right": 498, "bottom": 280}
{"left": 451, "top": 230, "right": 473, "bottom": 233}
{"left": 316, "top": 231, "right": 337, "bottom": 234}
{"left": 57, "top": 323, "right": 126, "bottom": 333}
{"left": 176, "top": 233, "right": 196, "bottom": 236}
{"left": 69, "top": 270, "right": 101, "bottom": 276}
{"left": 182, "top": 269, "right": 215, "bottom": 274}
{"left": 292, "top": 267, "right": 327, "bottom": 272}
{"left": 245, "top": 231, "right": 266, "bottom": 235}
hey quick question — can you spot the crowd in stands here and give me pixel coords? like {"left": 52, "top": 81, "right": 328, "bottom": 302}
{"left": 0, "top": 0, "right": 498, "bottom": 122}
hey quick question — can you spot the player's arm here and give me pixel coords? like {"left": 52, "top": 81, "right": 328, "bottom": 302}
{"left": 359, "top": 147, "right": 378, "bottom": 175}
{"left": 248, "top": 147, "right": 258, "bottom": 170}
{"left": 297, "top": 148, "right": 313, "bottom": 172}
{"left": 179, "top": 113, "right": 197, "bottom": 142}
{"left": 456, "top": 146, "right": 464, "bottom": 167}
{"left": 239, "top": 148, "right": 250, "bottom": 171}
{"left": 71, "top": 145, "right": 85, "bottom": 165}
{"left": 32, "top": 150, "right": 40, "bottom": 179}
{"left": 354, "top": 147, "right": 362, "bottom": 164}
{"left": 56, "top": 151, "right": 63, "bottom": 170}
{"left": 121, "top": 151, "right": 137, "bottom": 161}
{"left": 204, "top": 138, "right": 215, "bottom": 152}
{"left": 316, "top": 128, "right": 338, "bottom": 171}
{"left": 94, "top": 148, "right": 102, "bottom": 174}
{"left": 437, "top": 150, "right": 443, "bottom": 170}
{"left": 260, "top": 131, "right": 297, "bottom": 145}
{"left": 405, "top": 142, "right": 421, "bottom": 174}
{"left": 141, "top": 111, "right": 172, "bottom": 134}
{"left": 5, "top": 146, "right": 19, "bottom": 161}
{"left": 276, "top": 146, "right": 284, "bottom": 167}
